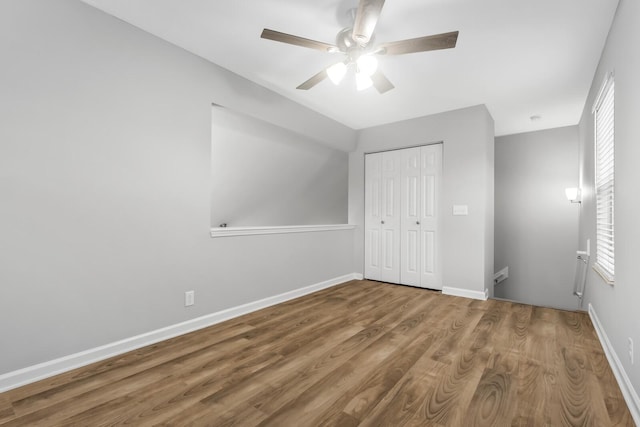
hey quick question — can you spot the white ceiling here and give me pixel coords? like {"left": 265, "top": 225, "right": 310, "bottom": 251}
{"left": 81, "top": 0, "right": 618, "bottom": 136}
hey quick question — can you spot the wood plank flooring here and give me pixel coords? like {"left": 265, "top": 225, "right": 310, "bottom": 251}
{"left": 0, "top": 280, "right": 633, "bottom": 426}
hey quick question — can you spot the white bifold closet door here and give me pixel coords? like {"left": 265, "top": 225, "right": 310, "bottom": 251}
{"left": 364, "top": 144, "right": 442, "bottom": 290}
{"left": 364, "top": 150, "right": 401, "bottom": 283}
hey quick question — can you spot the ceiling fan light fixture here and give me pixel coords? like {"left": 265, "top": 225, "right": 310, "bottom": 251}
{"left": 356, "top": 55, "right": 378, "bottom": 76}
{"left": 355, "top": 70, "right": 373, "bottom": 91}
{"left": 327, "top": 62, "right": 348, "bottom": 85}
{"left": 261, "top": 0, "right": 459, "bottom": 94}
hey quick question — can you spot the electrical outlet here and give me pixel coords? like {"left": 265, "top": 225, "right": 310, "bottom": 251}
{"left": 629, "top": 337, "right": 634, "bottom": 365}
{"left": 185, "top": 290, "right": 195, "bottom": 307}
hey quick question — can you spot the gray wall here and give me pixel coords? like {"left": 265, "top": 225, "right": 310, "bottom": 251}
{"left": 349, "top": 105, "right": 495, "bottom": 296}
{"left": 577, "top": 0, "right": 640, "bottom": 397}
{"left": 0, "top": 0, "right": 356, "bottom": 375}
{"left": 211, "top": 106, "right": 348, "bottom": 227}
{"left": 494, "top": 127, "right": 580, "bottom": 310}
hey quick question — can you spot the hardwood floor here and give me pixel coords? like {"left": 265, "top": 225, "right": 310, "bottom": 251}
{"left": 0, "top": 280, "right": 633, "bottom": 426}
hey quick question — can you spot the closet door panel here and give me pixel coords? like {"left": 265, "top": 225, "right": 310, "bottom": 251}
{"left": 420, "top": 144, "right": 443, "bottom": 289}
{"left": 380, "top": 151, "right": 401, "bottom": 283}
{"left": 400, "top": 147, "right": 421, "bottom": 286}
{"left": 422, "top": 230, "right": 435, "bottom": 274}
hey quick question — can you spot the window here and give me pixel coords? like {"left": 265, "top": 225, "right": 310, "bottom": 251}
{"left": 593, "top": 73, "right": 615, "bottom": 284}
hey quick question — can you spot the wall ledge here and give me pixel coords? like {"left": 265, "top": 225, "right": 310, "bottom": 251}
{"left": 0, "top": 273, "right": 361, "bottom": 393}
{"left": 210, "top": 224, "right": 355, "bottom": 238}
{"left": 588, "top": 303, "right": 640, "bottom": 425}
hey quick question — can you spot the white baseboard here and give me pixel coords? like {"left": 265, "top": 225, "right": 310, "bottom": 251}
{"left": 442, "top": 286, "right": 488, "bottom": 301}
{"left": 0, "top": 273, "right": 361, "bottom": 393}
{"left": 588, "top": 303, "right": 640, "bottom": 425}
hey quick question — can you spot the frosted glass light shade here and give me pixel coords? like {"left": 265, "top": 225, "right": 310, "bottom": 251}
{"left": 355, "top": 71, "right": 373, "bottom": 91}
{"left": 565, "top": 187, "right": 580, "bottom": 203}
{"left": 327, "top": 62, "right": 347, "bottom": 85}
{"left": 356, "top": 55, "right": 378, "bottom": 76}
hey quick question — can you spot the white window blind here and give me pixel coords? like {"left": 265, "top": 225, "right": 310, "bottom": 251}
{"left": 593, "top": 74, "right": 615, "bottom": 284}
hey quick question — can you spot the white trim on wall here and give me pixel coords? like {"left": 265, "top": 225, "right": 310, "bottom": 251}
{"left": 588, "top": 303, "right": 640, "bottom": 425}
{"left": 442, "top": 286, "right": 489, "bottom": 301}
{"left": 0, "top": 273, "right": 360, "bottom": 393}
{"left": 210, "top": 224, "right": 355, "bottom": 238}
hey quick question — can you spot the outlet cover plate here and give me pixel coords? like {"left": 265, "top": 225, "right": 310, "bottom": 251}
{"left": 185, "top": 290, "right": 195, "bottom": 307}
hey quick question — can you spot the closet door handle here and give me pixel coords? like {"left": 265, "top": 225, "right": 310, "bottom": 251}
{"left": 416, "top": 221, "right": 420, "bottom": 225}
{"left": 381, "top": 220, "right": 385, "bottom": 224}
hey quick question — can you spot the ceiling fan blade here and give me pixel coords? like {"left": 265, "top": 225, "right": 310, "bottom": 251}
{"left": 370, "top": 70, "right": 394, "bottom": 94}
{"left": 261, "top": 28, "right": 338, "bottom": 52}
{"left": 352, "top": 0, "right": 385, "bottom": 45}
{"left": 378, "top": 31, "right": 459, "bottom": 55}
{"left": 296, "top": 69, "right": 328, "bottom": 90}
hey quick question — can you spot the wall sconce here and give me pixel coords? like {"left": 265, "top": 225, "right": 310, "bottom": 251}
{"left": 565, "top": 187, "right": 581, "bottom": 203}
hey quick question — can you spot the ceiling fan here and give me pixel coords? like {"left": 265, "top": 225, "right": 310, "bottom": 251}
{"left": 260, "top": 0, "right": 459, "bottom": 94}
